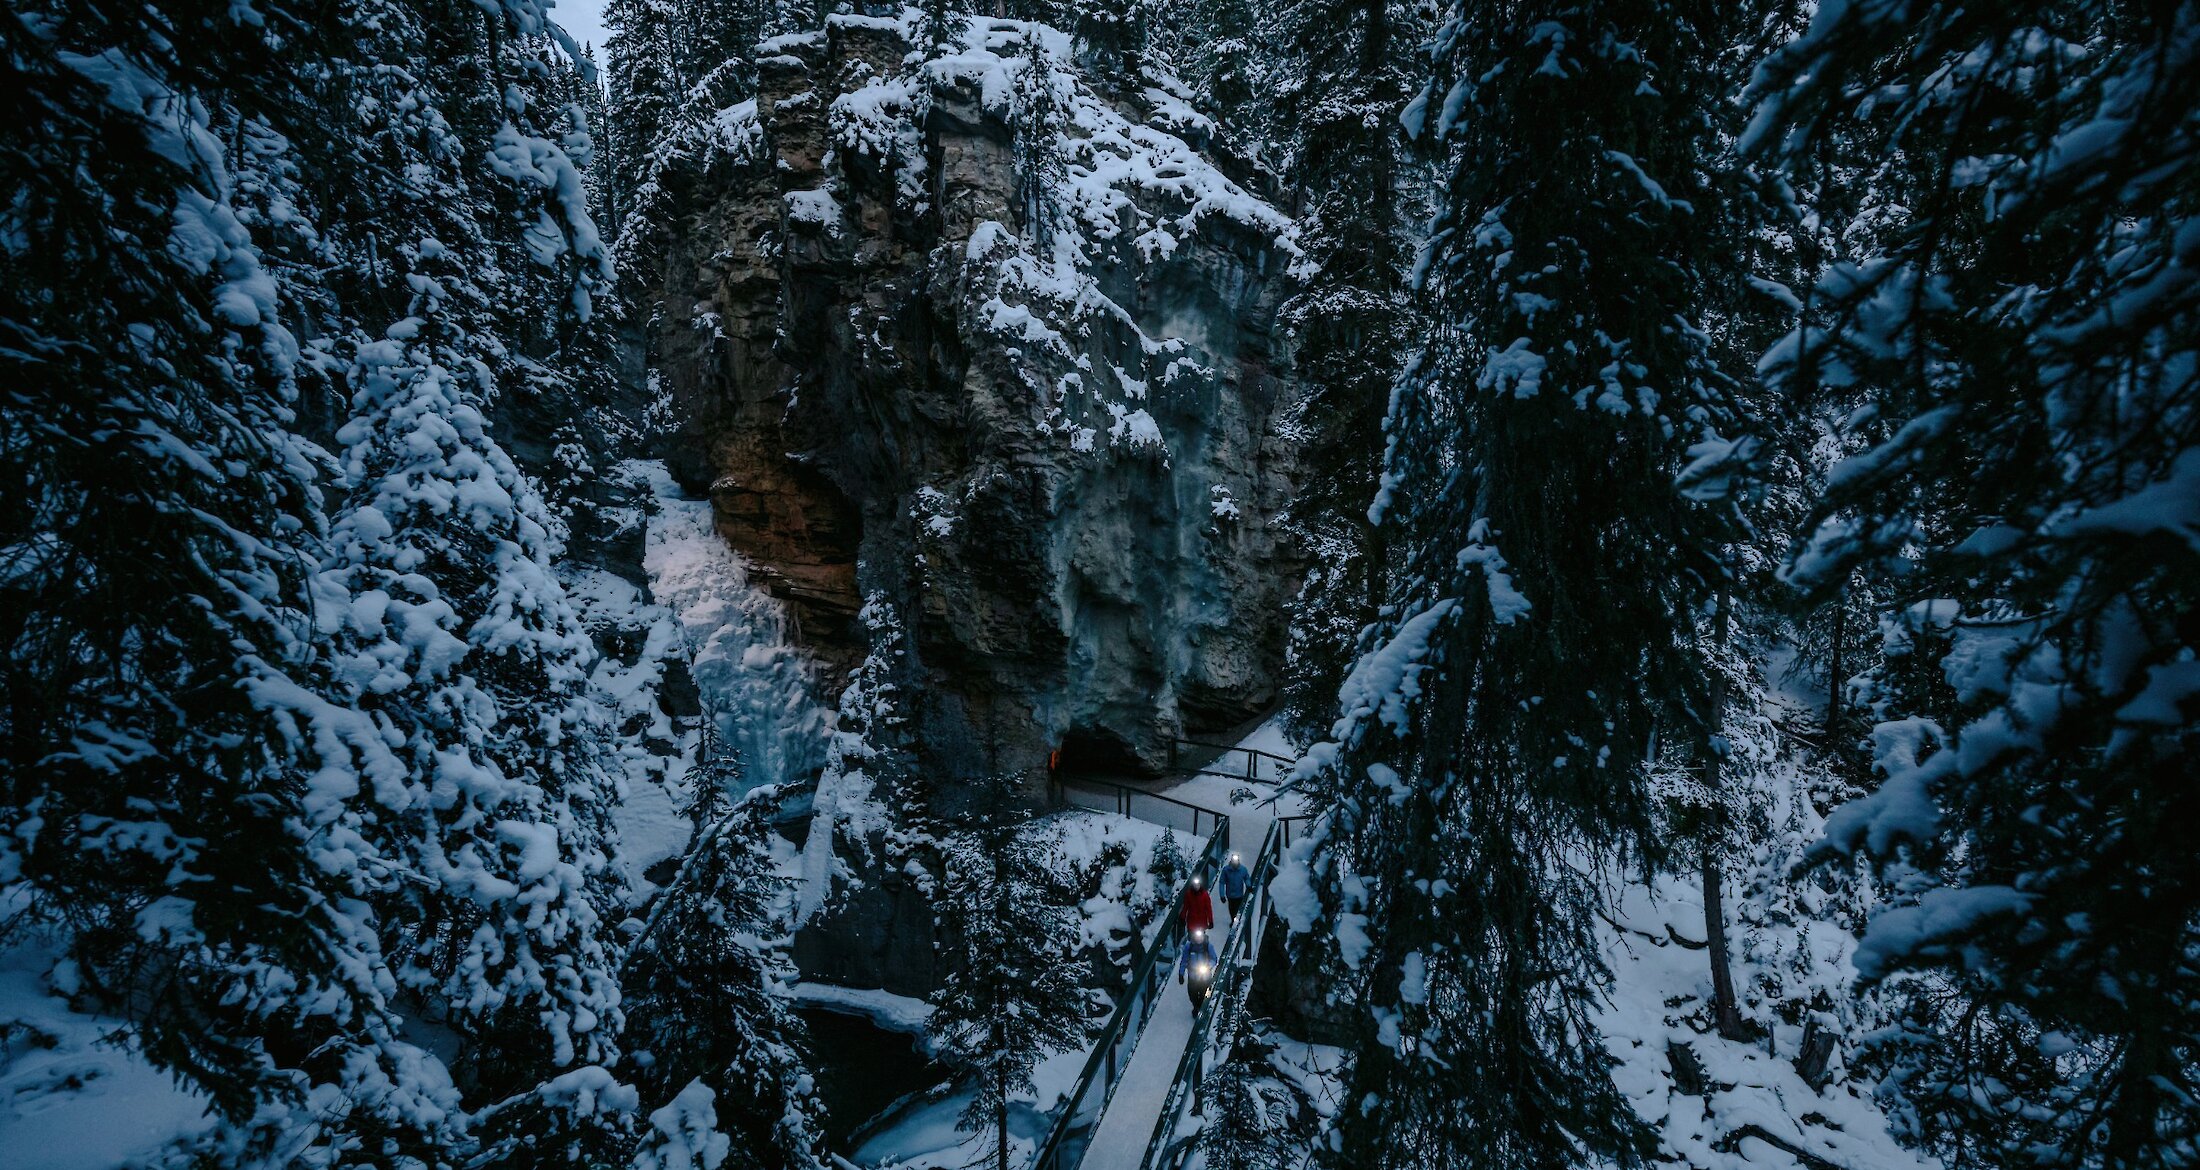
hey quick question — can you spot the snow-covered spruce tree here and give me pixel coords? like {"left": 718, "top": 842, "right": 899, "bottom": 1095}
{"left": 603, "top": 0, "right": 798, "bottom": 307}
{"left": 617, "top": 730, "right": 826, "bottom": 1170}
{"left": 1747, "top": 5, "right": 2200, "bottom": 1166}
{"left": 1071, "top": 1, "right": 1147, "bottom": 75}
{"left": 602, "top": 0, "right": 787, "bottom": 199}
{"left": 7, "top": 0, "right": 640, "bottom": 1158}
{"left": 319, "top": 272, "right": 624, "bottom": 1100}
{"left": 1175, "top": 0, "right": 1263, "bottom": 154}
{"left": 292, "top": 0, "right": 632, "bottom": 1101}
{"left": 1275, "top": 0, "right": 1424, "bottom": 741}
{"left": 367, "top": 30, "right": 613, "bottom": 575}
{"left": 1267, "top": 0, "right": 1428, "bottom": 1045}
{"left": 928, "top": 772, "right": 1088, "bottom": 1170}
{"left": 1200, "top": 1063, "right": 1280, "bottom": 1170}
{"left": 0, "top": 4, "right": 498, "bottom": 1160}
{"left": 602, "top": 0, "right": 684, "bottom": 226}
{"left": 292, "top": 0, "right": 620, "bottom": 491}
{"left": 1011, "top": 30, "right": 1071, "bottom": 256}
{"left": 1299, "top": 3, "right": 1758, "bottom": 1167}
{"left": 1148, "top": 828, "right": 1191, "bottom": 905}
{"left": 574, "top": 44, "right": 617, "bottom": 221}
{"left": 918, "top": 0, "right": 965, "bottom": 56}
{"left": 798, "top": 595, "right": 919, "bottom": 924}
{"left": 1198, "top": 1031, "right": 1307, "bottom": 1170}
{"left": 1670, "top": 23, "right": 1820, "bottom": 1035}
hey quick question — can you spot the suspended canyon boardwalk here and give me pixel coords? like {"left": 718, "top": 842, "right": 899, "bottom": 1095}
{"left": 1077, "top": 892, "right": 1233, "bottom": 1170}
{"left": 1034, "top": 732, "right": 1301, "bottom": 1170}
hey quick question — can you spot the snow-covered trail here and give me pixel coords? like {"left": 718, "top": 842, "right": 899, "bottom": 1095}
{"left": 1150, "top": 749, "right": 1303, "bottom": 839}
{"left": 1075, "top": 721, "right": 1299, "bottom": 1170}
{"left": 1079, "top": 893, "right": 1233, "bottom": 1170}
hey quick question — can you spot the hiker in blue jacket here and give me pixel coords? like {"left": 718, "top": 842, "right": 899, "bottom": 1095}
{"left": 1218, "top": 852, "right": 1251, "bottom": 919}
{"left": 1176, "top": 927, "right": 1219, "bottom": 1008}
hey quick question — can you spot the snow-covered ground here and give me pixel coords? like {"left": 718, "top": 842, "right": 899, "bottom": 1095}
{"left": 1599, "top": 872, "right": 1936, "bottom": 1170}
{"left": 1594, "top": 718, "right": 1937, "bottom": 1170}
{"left": 1049, "top": 811, "right": 1182, "bottom": 965}
{"left": 849, "top": 1044, "right": 1088, "bottom": 1170}
{"left": 0, "top": 907, "right": 214, "bottom": 1169}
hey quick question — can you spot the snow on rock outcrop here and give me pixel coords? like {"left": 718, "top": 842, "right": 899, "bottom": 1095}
{"left": 628, "top": 10, "right": 1306, "bottom": 813}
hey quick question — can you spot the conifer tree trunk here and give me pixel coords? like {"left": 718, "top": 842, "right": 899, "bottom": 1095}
{"left": 1825, "top": 581, "right": 1844, "bottom": 735}
{"left": 1704, "top": 584, "right": 1748, "bottom": 1042}
{"left": 1356, "top": 0, "right": 1394, "bottom": 626}
{"left": 995, "top": 1018, "right": 1010, "bottom": 1170}
{"left": 1703, "top": 852, "right": 1747, "bottom": 1041}
{"left": 994, "top": 875, "right": 1012, "bottom": 1170}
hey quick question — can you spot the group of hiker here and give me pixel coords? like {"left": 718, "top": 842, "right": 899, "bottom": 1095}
{"left": 1173, "top": 852, "right": 1250, "bottom": 1009}
{"left": 1044, "top": 746, "right": 1258, "bottom": 1012}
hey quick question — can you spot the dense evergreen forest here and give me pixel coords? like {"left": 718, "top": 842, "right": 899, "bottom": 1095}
{"left": 1, "top": 1, "right": 2194, "bottom": 1168}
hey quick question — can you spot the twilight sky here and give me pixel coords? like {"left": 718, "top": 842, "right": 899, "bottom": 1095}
{"left": 551, "top": 0, "right": 612, "bottom": 53}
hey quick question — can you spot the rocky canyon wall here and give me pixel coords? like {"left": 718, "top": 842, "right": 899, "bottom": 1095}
{"left": 631, "top": 14, "right": 1304, "bottom": 789}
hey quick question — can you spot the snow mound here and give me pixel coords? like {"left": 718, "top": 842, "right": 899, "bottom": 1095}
{"left": 0, "top": 919, "right": 215, "bottom": 1169}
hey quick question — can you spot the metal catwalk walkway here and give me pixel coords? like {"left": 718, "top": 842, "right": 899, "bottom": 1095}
{"left": 1035, "top": 738, "right": 1299, "bottom": 1170}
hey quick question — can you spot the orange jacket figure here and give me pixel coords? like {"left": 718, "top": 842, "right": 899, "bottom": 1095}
{"left": 1182, "top": 875, "right": 1215, "bottom": 934}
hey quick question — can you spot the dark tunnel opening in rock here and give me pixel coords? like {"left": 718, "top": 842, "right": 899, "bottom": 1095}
{"left": 1056, "top": 724, "right": 1153, "bottom": 777}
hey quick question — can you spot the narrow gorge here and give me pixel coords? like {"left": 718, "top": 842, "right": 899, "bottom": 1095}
{"left": 6, "top": 3, "right": 2192, "bottom": 1170}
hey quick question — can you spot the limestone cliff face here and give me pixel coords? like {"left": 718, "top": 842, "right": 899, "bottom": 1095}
{"left": 638, "top": 15, "right": 1302, "bottom": 781}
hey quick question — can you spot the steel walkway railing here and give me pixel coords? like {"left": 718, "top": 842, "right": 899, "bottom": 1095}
{"left": 1164, "top": 737, "right": 1296, "bottom": 783}
{"left": 1048, "top": 772, "right": 1231, "bottom": 839}
{"left": 1032, "top": 781, "right": 1318, "bottom": 1170}
{"left": 1134, "top": 815, "right": 1289, "bottom": 1170}
{"left": 1029, "top": 805, "right": 1233, "bottom": 1170}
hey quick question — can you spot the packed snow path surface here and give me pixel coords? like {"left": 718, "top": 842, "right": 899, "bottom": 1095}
{"left": 1077, "top": 896, "right": 1232, "bottom": 1170}
{"left": 1073, "top": 723, "right": 1298, "bottom": 1170}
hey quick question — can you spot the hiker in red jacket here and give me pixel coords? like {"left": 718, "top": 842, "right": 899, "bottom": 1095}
{"left": 1181, "top": 871, "right": 1215, "bottom": 935}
